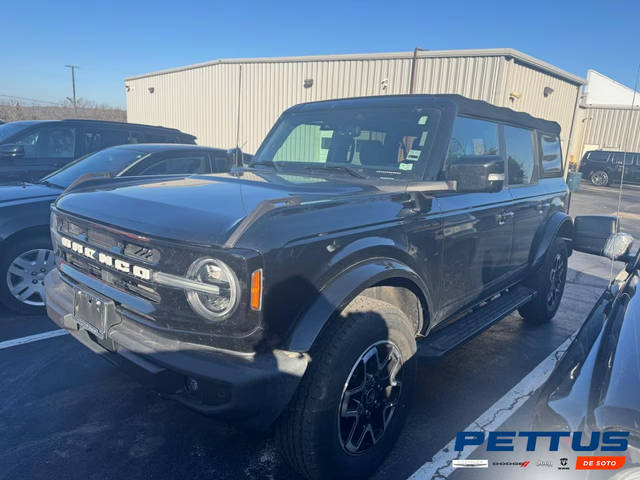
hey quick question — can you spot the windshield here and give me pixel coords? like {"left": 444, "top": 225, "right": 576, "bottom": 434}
{"left": 0, "top": 121, "right": 39, "bottom": 142}
{"left": 41, "top": 147, "right": 148, "bottom": 188}
{"left": 252, "top": 106, "right": 442, "bottom": 180}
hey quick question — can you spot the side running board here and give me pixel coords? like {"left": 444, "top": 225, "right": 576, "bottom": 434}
{"left": 417, "top": 286, "right": 536, "bottom": 360}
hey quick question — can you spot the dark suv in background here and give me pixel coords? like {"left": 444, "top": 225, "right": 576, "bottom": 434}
{"left": 0, "top": 119, "right": 196, "bottom": 182}
{"left": 579, "top": 149, "right": 640, "bottom": 186}
{"left": 46, "top": 94, "right": 572, "bottom": 479}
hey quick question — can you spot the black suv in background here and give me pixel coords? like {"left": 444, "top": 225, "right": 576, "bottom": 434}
{"left": 46, "top": 95, "right": 572, "bottom": 479}
{"left": 0, "top": 119, "right": 196, "bottom": 182}
{"left": 579, "top": 149, "right": 640, "bottom": 186}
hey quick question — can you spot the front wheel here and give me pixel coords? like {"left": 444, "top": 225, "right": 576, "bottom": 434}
{"left": 276, "top": 298, "right": 417, "bottom": 480}
{"left": 590, "top": 170, "right": 610, "bottom": 186}
{"left": 519, "top": 237, "right": 568, "bottom": 324}
{"left": 0, "top": 235, "right": 55, "bottom": 314}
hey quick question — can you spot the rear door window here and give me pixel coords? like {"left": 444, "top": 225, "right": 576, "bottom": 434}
{"left": 613, "top": 152, "right": 634, "bottom": 165}
{"left": 127, "top": 130, "right": 146, "bottom": 143}
{"left": 505, "top": 126, "right": 536, "bottom": 185}
{"left": 538, "top": 133, "right": 562, "bottom": 177}
{"left": 79, "top": 128, "right": 129, "bottom": 155}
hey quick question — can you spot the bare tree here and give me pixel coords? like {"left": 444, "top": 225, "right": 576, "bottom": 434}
{"left": 0, "top": 97, "right": 126, "bottom": 123}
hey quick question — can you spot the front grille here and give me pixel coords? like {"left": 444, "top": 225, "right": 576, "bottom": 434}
{"left": 87, "top": 228, "right": 117, "bottom": 250}
{"left": 54, "top": 213, "right": 161, "bottom": 303}
{"left": 65, "top": 250, "right": 161, "bottom": 303}
{"left": 124, "top": 243, "right": 160, "bottom": 263}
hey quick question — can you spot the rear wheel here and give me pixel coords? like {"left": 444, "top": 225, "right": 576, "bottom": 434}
{"left": 590, "top": 170, "right": 610, "bottom": 186}
{"left": 276, "top": 298, "right": 417, "bottom": 480}
{"left": 519, "top": 237, "right": 568, "bottom": 324}
{"left": 0, "top": 235, "right": 54, "bottom": 314}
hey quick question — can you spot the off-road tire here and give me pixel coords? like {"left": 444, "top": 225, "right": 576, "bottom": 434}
{"left": 0, "top": 235, "right": 53, "bottom": 315}
{"left": 276, "top": 297, "right": 417, "bottom": 480}
{"left": 518, "top": 237, "right": 568, "bottom": 324}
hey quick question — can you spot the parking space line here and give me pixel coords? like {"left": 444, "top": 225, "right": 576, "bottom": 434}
{"left": 408, "top": 332, "right": 576, "bottom": 480}
{"left": 0, "top": 329, "right": 68, "bottom": 350}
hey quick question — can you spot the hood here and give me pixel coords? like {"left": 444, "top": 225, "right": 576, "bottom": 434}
{"left": 0, "top": 182, "right": 62, "bottom": 206}
{"left": 55, "top": 171, "right": 372, "bottom": 246}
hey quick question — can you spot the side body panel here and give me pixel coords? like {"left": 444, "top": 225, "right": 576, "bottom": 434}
{"left": 239, "top": 191, "right": 444, "bottom": 351}
{"left": 510, "top": 177, "right": 569, "bottom": 272}
{"left": 435, "top": 190, "right": 514, "bottom": 321}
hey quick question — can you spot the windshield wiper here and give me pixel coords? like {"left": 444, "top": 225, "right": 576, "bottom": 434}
{"left": 303, "top": 164, "right": 367, "bottom": 179}
{"left": 249, "top": 161, "right": 276, "bottom": 168}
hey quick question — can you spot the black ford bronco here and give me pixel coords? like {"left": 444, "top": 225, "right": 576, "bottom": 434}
{"left": 45, "top": 95, "right": 572, "bottom": 479}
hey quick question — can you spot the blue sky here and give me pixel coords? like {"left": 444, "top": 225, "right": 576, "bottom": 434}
{"left": 3, "top": 0, "right": 639, "bottom": 108}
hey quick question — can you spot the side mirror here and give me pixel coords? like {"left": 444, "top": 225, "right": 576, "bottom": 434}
{"left": 573, "top": 215, "right": 634, "bottom": 260}
{"left": 447, "top": 155, "right": 504, "bottom": 193}
{"left": 0, "top": 144, "right": 25, "bottom": 158}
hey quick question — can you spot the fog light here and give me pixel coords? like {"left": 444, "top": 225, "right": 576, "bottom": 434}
{"left": 186, "top": 377, "right": 199, "bottom": 393}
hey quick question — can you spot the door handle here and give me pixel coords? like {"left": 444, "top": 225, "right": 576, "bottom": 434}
{"left": 497, "top": 211, "right": 514, "bottom": 225}
{"left": 537, "top": 201, "right": 551, "bottom": 213}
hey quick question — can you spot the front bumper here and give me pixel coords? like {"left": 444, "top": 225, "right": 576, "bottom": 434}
{"left": 45, "top": 269, "right": 308, "bottom": 430}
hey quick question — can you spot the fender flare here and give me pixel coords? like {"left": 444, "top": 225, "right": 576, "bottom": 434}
{"left": 0, "top": 200, "right": 55, "bottom": 245}
{"left": 285, "top": 258, "right": 430, "bottom": 352}
{"left": 529, "top": 211, "right": 573, "bottom": 272}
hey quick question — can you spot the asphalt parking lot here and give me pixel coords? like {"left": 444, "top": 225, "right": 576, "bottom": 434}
{"left": 1, "top": 182, "right": 639, "bottom": 480}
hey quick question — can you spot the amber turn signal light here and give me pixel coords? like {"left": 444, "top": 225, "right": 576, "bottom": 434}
{"left": 250, "top": 269, "right": 263, "bottom": 311}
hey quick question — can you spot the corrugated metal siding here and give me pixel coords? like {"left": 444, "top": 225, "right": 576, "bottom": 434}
{"left": 237, "top": 58, "right": 415, "bottom": 152}
{"left": 581, "top": 106, "right": 640, "bottom": 152}
{"left": 126, "top": 53, "right": 581, "bottom": 154}
{"left": 411, "top": 55, "right": 501, "bottom": 103}
{"left": 126, "top": 64, "right": 240, "bottom": 149}
{"left": 497, "top": 58, "right": 579, "bottom": 152}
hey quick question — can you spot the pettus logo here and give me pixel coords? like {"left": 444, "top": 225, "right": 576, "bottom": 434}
{"left": 60, "top": 237, "right": 151, "bottom": 281}
{"left": 455, "top": 431, "right": 629, "bottom": 452}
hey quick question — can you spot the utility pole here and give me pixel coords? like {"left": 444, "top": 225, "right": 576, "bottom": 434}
{"left": 65, "top": 65, "right": 79, "bottom": 113}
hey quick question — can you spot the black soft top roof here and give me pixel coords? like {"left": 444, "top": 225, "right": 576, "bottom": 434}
{"left": 288, "top": 94, "right": 561, "bottom": 135}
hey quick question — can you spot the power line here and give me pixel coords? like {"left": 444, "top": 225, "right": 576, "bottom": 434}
{"left": 0, "top": 94, "right": 66, "bottom": 106}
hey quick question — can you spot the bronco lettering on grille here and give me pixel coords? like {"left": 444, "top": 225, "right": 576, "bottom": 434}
{"left": 60, "top": 237, "right": 152, "bottom": 281}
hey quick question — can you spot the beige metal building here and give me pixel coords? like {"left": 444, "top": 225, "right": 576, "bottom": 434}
{"left": 577, "top": 105, "right": 640, "bottom": 157}
{"left": 125, "top": 48, "right": 585, "bottom": 156}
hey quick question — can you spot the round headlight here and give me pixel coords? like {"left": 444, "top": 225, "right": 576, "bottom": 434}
{"left": 185, "top": 258, "right": 239, "bottom": 321}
